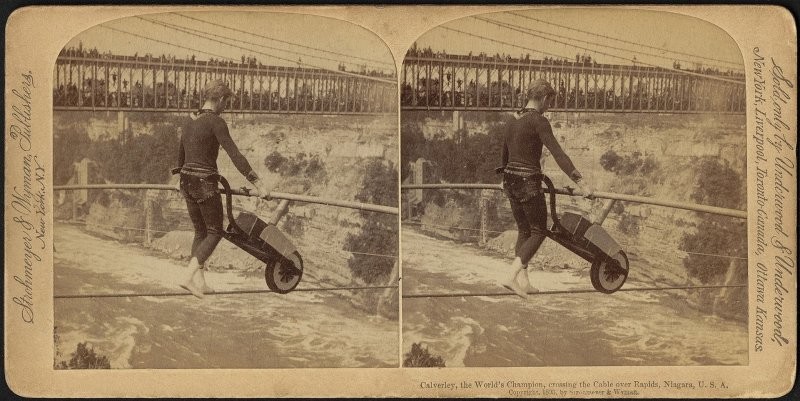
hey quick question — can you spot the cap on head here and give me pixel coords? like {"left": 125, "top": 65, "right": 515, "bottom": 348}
{"left": 204, "top": 79, "right": 233, "bottom": 101}
{"left": 526, "top": 79, "right": 556, "bottom": 101}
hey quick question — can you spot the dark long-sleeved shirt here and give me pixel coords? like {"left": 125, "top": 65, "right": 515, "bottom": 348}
{"left": 501, "top": 110, "right": 581, "bottom": 182}
{"left": 177, "top": 111, "right": 258, "bottom": 181}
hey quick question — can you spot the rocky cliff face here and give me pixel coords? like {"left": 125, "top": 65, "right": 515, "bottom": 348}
{"left": 54, "top": 112, "right": 398, "bottom": 292}
{"left": 408, "top": 111, "right": 747, "bottom": 321}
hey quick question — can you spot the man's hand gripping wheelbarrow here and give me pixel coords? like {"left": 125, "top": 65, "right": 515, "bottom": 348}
{"left": 565, "top": 182, "right": 596, "bottom": 200}
{"left": 243, "top": 179, "right": 273, "bottom": 201}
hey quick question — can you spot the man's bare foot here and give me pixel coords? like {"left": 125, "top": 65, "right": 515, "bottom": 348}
{"left": 517, "top": 269, "right": 539, "bottom": 294}
{"left": 517, "top": 280, "right": 539, "bottom": 294}
{"left": 200, "top": 284, "right": 215, "bottom": 294}
{"left": 179, "top": 281, "right": 205, "bottom": 299}
{"left": 501, "top": 280, "right": 530, "bottom": 300}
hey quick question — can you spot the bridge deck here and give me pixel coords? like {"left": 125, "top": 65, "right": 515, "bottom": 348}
{"left": 401, "top": 56, "right": 745, "bottom": 114}
{"left": 54, "top": 54, "right": 397, "bottom": 114}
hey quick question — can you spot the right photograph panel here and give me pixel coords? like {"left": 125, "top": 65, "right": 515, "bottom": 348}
{"left": 400, "top": 8, "right": 747, "bottom": 367}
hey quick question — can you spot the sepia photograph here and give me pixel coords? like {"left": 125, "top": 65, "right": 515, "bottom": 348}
{"left": 50, "top": 11, "right": 400, "bottom": 369}
{"left": 400, "top": 9, "right": 749, "bottom": 368}
{"left": 2, "top": 4, "right": 796, "bottom": 398}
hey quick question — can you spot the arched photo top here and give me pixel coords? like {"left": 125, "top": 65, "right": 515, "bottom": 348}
{"left": 50, "top": 9, "right": 401, "bottom": 372}
{"left": 54, "top": 11, "right": 397, "bottom": 115}
{"left": 401, "top": 8, "right": 745, "bottom": 114}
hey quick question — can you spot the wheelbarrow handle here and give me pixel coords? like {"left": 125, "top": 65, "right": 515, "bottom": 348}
{"left": 216, "top": 175, "right": 245, "bottom": 236}
{"left": 540, "top": 174, "right": 565, "bottom": 233}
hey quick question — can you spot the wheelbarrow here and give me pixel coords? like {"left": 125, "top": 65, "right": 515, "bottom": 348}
{"left": 540, "top": 175, "right": 630, "bottom": 293}
{"left": 216, "top": 175, "right": 304, "bottom": 294}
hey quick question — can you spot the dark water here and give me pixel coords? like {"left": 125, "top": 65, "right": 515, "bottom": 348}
{"left": 402, "top": 229, "right": 747, "bottom": 367}
{"left": 54, "top": 224, "right": 397, "bottom": 368}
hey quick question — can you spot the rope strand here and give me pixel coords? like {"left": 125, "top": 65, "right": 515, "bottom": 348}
{"left": 55, "top": 285, "right": 398, "bottom": 300}
{"left": 403, "top": 284, "right": 746, "bottom": 299}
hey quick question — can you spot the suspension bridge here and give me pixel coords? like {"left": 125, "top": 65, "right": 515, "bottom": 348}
{"left": 401, "top": 13, "right": 745, "bottom": 113}
{"left": 53, "top": 13, "right": 396, "bottom": 114}
{"left": 53, "top": 12, "right": 402, "bottom": 302}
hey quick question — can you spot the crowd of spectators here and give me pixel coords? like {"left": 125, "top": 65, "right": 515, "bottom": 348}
{"left": 405, "top": 44, "right": 745, "bottom": 79}
{"left": 54, "top": 46, "right": 396, "bottom": 113}
{"left": 401, "top": 75, "right": 744, "bottom": 112}
{"left": 59, "top": 45, "right": 395, "bottom": 77}
{"left": 54, "top": 78, "right": 395, "bottom": 113}
{"left": 671, "top": 60, "right": 743, "bottom": 78}
{"left": 401, "top": 45, "right": 744, "bottom": 112}
{"left": 54, "top": 45, "right": 744, "bottom": 113}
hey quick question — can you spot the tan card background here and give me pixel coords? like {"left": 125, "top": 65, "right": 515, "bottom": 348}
{"left": 4, "top": 4, "right": 797, "bottom": 397}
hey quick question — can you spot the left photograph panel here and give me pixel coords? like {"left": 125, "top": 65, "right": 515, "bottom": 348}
{"left": 52, "top": 11, "right": 399, "bottom": 369}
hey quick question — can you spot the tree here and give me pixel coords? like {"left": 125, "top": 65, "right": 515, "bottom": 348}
{"left": 58, "top": 342, "right": 111, "bottom": 369}
{"left": 264, "top": 151, "right": 327, "bottom": 188}
{"left": 680, "top": 159, "right": 746, "bottom": 283}
{"left": 600, "top": 149, "right": 659, "bottom": 176}
{"left": 400, "top": 121, "right": 426, "bottom": 179}
{"left": 53, "top": 125, "right": 91, "bottom": 184}
{"left": 689, "top": 159, "right": 743, "bottom": 210}
{"left": 403, "top": 343, "right": 446, "bottom": 367}
{"left": 344, "top": 160, "right": 398, "bottom": 284}
{"left": 54, "top": 116, "right": 188, "bottom": 186}
{"left": 400, "top": 115, "right": 508, "bottom": 185}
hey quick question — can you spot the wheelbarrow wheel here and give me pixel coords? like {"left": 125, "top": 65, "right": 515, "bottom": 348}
{"left": 265, "top": 251, "right": 303, "bottom": 294}
{"left": 590, "top": 250, "right": 629, "bottom": 294}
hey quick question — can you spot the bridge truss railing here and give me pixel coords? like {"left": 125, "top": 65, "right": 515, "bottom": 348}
{"left": 401, "top": 56, "right": 746, "bottom": 113}
{"left": 53, "top": 55, "right": 397, "bottom": 114}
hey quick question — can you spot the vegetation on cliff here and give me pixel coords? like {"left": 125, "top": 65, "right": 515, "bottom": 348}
{"left": 599, "top": 149, "right": 661, "bottom": 236}
{"left": 344, "top": 160, "right": 398, "bottom": 284}
{"left": 680, "top": 159, "right": 747, "bottom": 283}
{"left": 54, "top": 121, "right": 182, "bottom": 185}
{"left": 401, "top": 117, "right": 508, "bottom": 184}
